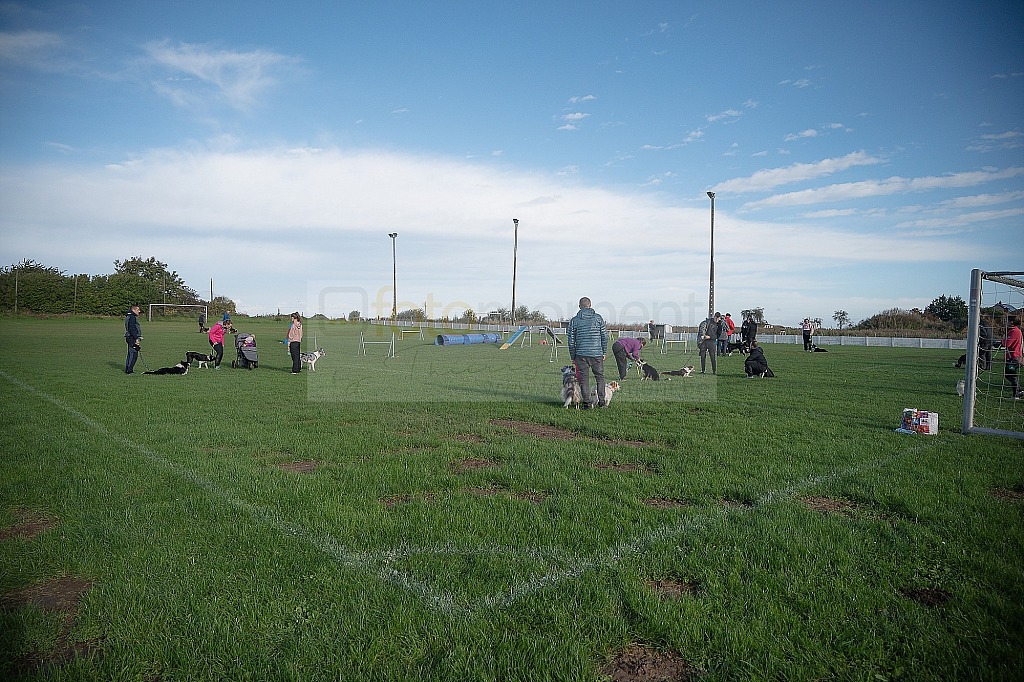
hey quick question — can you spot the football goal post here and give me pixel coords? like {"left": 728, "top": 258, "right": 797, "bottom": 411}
{"left": 148, "top": 303, "right": 209, "bottom": 322}
{"left": 962, "top": 269, "right": 1024, "bottom": 439}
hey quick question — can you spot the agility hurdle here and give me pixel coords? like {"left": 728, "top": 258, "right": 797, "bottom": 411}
{"left": 544, "top": 327, "right": 566, "bottom": 362}
{"left": 358, "top": 331, "right": 396, "bottom": 357}
{"left": 399, "top": 327, "right": 424, "bottom": 340}
{"left": 660, "top": 332, "right": 688, "bottom": 354}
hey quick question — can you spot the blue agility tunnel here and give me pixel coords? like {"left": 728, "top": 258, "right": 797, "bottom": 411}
{"left": 435, "top": 333, "right": 503, "bottom": 346}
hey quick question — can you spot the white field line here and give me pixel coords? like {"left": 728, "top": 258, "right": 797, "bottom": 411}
{"left": 0, "top": 370, "right": 467, "bottom": 616}
{"left": 3, "top": 370, "right": 941, "bottom": 617}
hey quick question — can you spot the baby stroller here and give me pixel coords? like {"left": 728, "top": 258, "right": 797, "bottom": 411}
{"left": 232, "top": 333, "right": 259, "bottom": 369}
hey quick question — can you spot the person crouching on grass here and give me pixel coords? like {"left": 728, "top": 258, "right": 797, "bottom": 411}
{"left": 287, "top": 312, "right": 303, "bottom": 374}
{"left": 611, "top": 335, "right": 646, "bottom": 381}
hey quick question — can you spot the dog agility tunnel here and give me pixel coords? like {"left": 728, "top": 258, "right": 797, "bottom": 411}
{"left": 434, "top": 333, "right": 503, "bottom": 345}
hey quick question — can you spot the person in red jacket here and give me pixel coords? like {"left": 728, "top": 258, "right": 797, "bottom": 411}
{"left": 1003, "top": 316, "right": 1023, "bottom": 399}
{"left": 208, "top": 319, "right": 226, "bottom": 369}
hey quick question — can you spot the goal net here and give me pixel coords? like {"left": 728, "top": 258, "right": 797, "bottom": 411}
{"left": 148, "top": 303, "right": 209, "bottom": 321}
{"left": 962, "top": 269, "right": 1024, "bottom": 439}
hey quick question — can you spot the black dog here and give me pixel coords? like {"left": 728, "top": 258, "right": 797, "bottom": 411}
{"left": 636, "top": 359, "right": 660, "bottom": 381}
{"left": 726, "top": 340, "right": 749, "bottom": 355}
{"left": 144, "top": 359, "right": 189, "bottom": 375}
{"left": 955, "top": 354, "right": 967, "bottom": 368}
{"left": 809, "top": 344, "right": 829, "bottom": 353}
{"left": 186, "top": 351, "right": 216, "bottom": 368}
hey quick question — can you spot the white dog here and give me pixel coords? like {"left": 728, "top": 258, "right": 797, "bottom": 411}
{"left": 300, "top": 348, "right": 326, "bottom": 372}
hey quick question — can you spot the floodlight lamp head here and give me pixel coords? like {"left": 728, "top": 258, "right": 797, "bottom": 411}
{"left": 512, "top": 218, "right": 519, "bottom": 225}
{"left": 707, "top": 191, "right": 715, "bottom": 200}
{"left": 388, "top": 232, "right": 398, "bottom": 238}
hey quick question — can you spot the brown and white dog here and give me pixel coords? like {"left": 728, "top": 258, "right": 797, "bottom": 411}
{"left": 590, "top": 380, "right": 621, "bottom": 405}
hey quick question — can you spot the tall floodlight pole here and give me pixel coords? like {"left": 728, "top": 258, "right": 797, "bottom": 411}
{"left": 707, "top": 192, "right": 716, "bottom": 320}
{"left": 511, "top": 218, "right": 519, "bottom": 325}
{"left": 388, "top": 232, "right": 398, "bottom": 321}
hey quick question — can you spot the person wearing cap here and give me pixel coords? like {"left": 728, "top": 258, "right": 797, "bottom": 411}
{"left": 124, "top": 304, "right": 143, "bottom": 374}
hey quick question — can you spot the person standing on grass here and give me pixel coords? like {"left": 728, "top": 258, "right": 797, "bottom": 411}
{"left": 802, "top": 318, "right": 816, "bottom": 351}
{"left": 208, "top": 318, "right": 226, "bottom": 369}
{"left": 611, "top": 335, "right": 646, "bottom": 380}
{"left": 1003, "top": 316, "right": 1023, "bottom": 399}
{"left": 124, "top": 304, "right": 143, "bottom": 374}
{"left": 198, "top": 311, "right": 207, "bottom": 333}
{"left": 724, "top": 313, "right": 736, "bottom": 347}
{"left": 697, "top": 312, "right": 721, "bottom": 375}
{"left": 741, "top": 314, "right": 757, "bottom": 346}
{"left": 288, "top": 312, "right": 303, "bottom": 374}
{"left": 567, "top": 297, "right": 608, "bottom": 409}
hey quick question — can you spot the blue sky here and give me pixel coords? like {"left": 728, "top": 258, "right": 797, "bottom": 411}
{"left": 1, "top": 1, "right": 1022, "bottom": 326}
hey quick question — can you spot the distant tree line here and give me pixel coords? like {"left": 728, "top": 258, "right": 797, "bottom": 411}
{"left": 0, "top": 257, "right": 236, "bottom": 317}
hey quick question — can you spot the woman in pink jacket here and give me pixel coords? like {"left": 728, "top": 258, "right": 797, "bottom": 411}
{"left": 208, "top": 319, "right": 226, "bottom": 369}
{"left": 1003, "top": 316, "right": 1023, "bottom": 399}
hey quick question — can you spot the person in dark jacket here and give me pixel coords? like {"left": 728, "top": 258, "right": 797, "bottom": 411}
{"left": 741, "top": 315, "right": 757, "bottom": 345}
{"left": 744, "top": 340, "right": 772, "bottom": 378}
{"left": 697, "top": 312, "right": 722, "bottom": 374}
{"left": 124, "top": 304, "right": 143, "bottom": 374}
{"left": 567, "top": 297, "right": 608, "bottom": 408}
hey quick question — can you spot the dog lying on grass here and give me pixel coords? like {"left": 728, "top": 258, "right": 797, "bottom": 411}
{"left": 144, "top": 359, "right": 189, "bottom": 375}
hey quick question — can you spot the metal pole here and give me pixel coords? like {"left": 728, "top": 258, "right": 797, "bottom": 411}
{"left": 707, "top": 192, "right": 716, "bottom": 319}
{"left": 388, "top": 232, "right": 398, "bottom": 321}
{"left": 511, "top": 218, "right": 519, "bottom": 325}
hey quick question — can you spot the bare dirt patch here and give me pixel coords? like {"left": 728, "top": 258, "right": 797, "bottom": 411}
{"left": 991, "top": 487, "right": 1024, "bottom": 503}
{"left": 643, "top": 498, "right": 691, "bottom": 510}
{"left": 0, "top": 508, "right": 58, "bottom": 541}
{"left": 800, "top": 495, "right": 859, "bottom": 516}
{"left": 450, "top": 458, "right": 499, "bottom": 473}
{"left": 601, "top": 643, "right": 700, "bottom": 681}
{"left": 452, "top": 434, "right": 486, "bottom": 444}
{"left": 1, "top": 576, "right": 93, "bottom": 614}
{"left": 720, "top": 497, "right": 754, "bottom": 509}
{"left": 2, "top": 576, "right": 102, "bottom": 673}
{"left": 490, "top": 419, "right": 576, "bottom": 440}
{"left": 646, "top": 578, "right": 700, "bottom": 599}
{"left": 276, "top": 460, "right": 322, "bottom": 474}
{"left": 901, "top": 587, "right": 952, "bottom": 607}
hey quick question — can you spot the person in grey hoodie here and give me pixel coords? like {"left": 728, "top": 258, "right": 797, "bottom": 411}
{"left": 567, "top": 297, "right": 608, "bottom": 408}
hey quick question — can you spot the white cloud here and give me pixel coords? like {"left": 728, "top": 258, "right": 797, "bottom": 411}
{"left": 742, "top": 167, "right": 1024, "bottom": 210}
{"left": 712, "top": 151, "right": 882, "bottom": 194}
{"left": 568, "top": 94, "right": 596, "bottom": 104}
{"left": 784, "top": 128, "right": 818, "bottom": 142}
{"left": 144, "top": 40, "right": 298, "bottom": 111}
{"left": 561, "top": 112, "right": 590, "bottom": 122}
{"left": 0, "top": 30, "right": 63, "bottom": 68}
{"left": 0, "top": 144, "right": 992, "bottom": 321}
{"left": 706, "top": 109, "right": 740, "bottom": 123}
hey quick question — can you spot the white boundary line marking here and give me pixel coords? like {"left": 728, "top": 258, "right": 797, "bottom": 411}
{"left": 2, "top": 370, "right": 941, "bottom": 616}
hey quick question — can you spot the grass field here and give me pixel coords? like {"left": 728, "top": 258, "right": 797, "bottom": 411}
{"left": 1, "top": 316, "right": 1022, "bottom": 681}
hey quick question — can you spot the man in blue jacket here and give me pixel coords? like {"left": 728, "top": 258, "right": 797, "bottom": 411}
{"left": 124, "top": 304, "right": 143, "bottom": 374}
{"left": 567, "top": 297, "right": 608, "bottom": 408}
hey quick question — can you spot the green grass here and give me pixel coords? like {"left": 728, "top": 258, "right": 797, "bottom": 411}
{"left": 1, "top": 316, "right": 1022, "bottom": 681}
